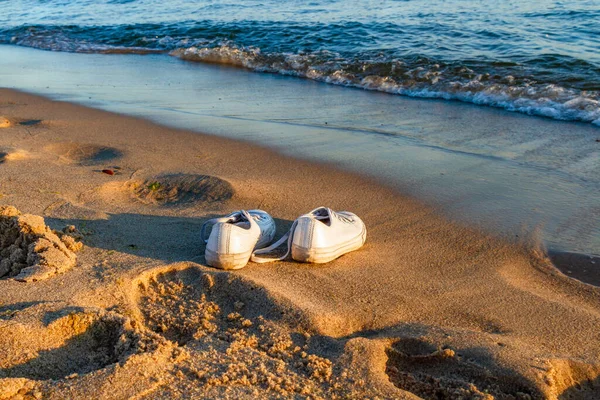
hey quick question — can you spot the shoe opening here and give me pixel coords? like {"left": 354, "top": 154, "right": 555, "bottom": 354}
{"left": 312, "top": 207, "right": 332, "bottom": 226}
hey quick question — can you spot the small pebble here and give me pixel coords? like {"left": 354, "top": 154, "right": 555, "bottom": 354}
{"left": 101, "top": 169, "right": 114, "bottom": 175}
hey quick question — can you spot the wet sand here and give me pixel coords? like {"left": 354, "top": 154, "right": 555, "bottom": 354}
{"left": 1, "top": 89, "right": 600, "bottom": 399}
{"left": 549, "top": 252, "right": 600, "bottom": 288}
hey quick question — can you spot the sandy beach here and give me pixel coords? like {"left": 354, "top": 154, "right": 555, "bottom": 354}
{"left": 0, "top": 89, "right": 598, "bottom": 399}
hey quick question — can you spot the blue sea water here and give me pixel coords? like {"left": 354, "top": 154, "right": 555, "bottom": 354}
{"left": 1, "top": 0, "right": 599, "bottom": 125}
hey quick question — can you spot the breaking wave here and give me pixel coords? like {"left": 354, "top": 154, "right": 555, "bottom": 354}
{"left": 171, "top": 45, "right": 600, "bottom": 126}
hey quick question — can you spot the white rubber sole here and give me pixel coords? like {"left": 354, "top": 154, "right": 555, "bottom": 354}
{"left": 291, "top": 227, "right": 367, "bottom": 264}
{"left": 205, "top": 248, "right": 252, "bottom": 270}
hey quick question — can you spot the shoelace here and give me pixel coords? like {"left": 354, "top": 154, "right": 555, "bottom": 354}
{"left": 251, "top": 207, "right": 332, "bottom": 263}
{"left": 200, "top": 210, "right": 253, "bottom": 244}
{"left": 334, "top": 212, "right": 354, "bottom": 223}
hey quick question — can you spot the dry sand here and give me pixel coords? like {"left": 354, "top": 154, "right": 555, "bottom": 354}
{"left": 0, "top": 89, "right": 599, "bottom": 399}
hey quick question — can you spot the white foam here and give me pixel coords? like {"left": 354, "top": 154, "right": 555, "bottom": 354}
{"left": 170, "top": 45, "right": 600, "bottom": 126}
{"left": 9, "top": 31, "right": 163, "bottom": 54}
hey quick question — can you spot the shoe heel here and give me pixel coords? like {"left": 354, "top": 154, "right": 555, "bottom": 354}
{"left": 205, "top": 248, "right": 252, "bottom": 270}
{"left": 291, "top": 244, "right": 313, "bottom": 263}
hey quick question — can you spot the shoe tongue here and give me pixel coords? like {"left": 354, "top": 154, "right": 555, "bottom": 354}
{"left": 230, "top": 211, "right": 253, "bottom": 229}
{"left": 229, "top": 212, "right": 248, "bottom": 223}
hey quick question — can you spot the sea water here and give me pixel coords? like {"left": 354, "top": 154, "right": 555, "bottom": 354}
{"left": 1, "top": 0, "right": 599, "bottom": 125}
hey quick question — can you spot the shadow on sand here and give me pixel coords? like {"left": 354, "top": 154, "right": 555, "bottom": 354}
{"left": 46, "top": 213, "right": 293, "bottom": 264}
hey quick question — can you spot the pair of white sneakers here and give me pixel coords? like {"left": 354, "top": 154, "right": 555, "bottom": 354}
{"left": 200, "top": 207, "right": 367, "bottom": 270}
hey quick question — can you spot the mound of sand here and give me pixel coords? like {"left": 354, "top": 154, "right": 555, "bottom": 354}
{"left": 0, "top": 117, "right": 10, "bottom": 128}
{"left": 0, "top": 206, "right": 82, "bottom": 282}
{"left": 44, "top": 142, "right": 123, "bottom": 165}
{"left": 0, "top": 148, "right": 31, "bottom": 164}
{"left": 136, "top": 268, "right": 336, "bottom": 398}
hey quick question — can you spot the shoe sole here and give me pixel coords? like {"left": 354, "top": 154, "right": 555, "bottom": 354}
{"left": 291, "top": 227, "right": 367, "bottom": 264}
{"left": 205, "top": 248, "right": 253, "bottom": 270}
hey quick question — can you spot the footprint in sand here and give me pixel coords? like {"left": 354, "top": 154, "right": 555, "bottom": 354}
{"left": 132, "top": 266, "right": 335, "bottom": 397}
{"left": 17, "top": 119, "right": 43, "bottom": 127}
{"left": 83, "top": 173, "right": 234, "bottom": 211}
{"left": 131, "top": 174, "right": 234, "bottom": 206}
{"left": 385, "top": 337, "right": 537, "bottom": 399}
{"left": 0, "top": 303, "right": 153, "bottom": 381}
{"left": 44, "top": 142, "right": 123, "bottom": 166}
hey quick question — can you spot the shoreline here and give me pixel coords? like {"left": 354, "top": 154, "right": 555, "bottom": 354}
{"left": 1, "top": 88, "right": 600, "bottom": 398}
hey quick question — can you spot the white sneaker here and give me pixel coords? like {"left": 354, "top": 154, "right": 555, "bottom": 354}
{"left": 201, "top": 210, "right": 276, "bottom": 270}
{"left": 252, "top": 207, "right": 366, "bottom": 264}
